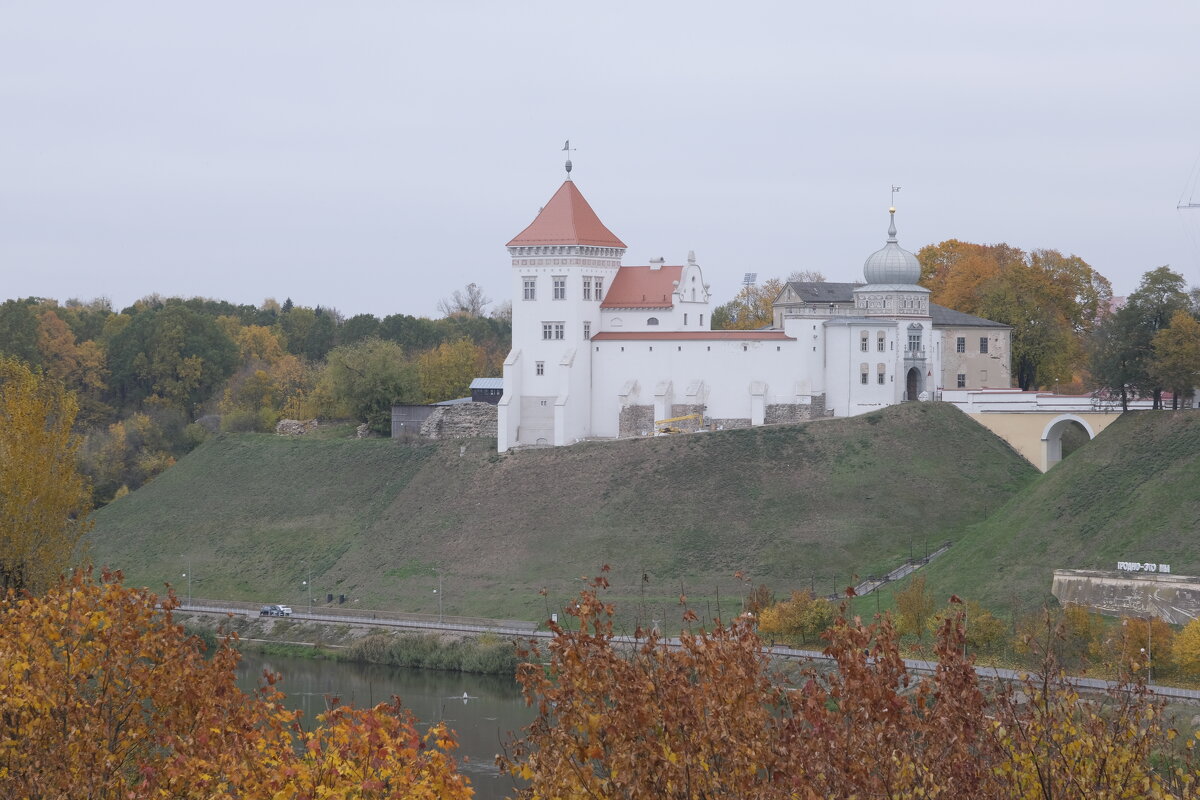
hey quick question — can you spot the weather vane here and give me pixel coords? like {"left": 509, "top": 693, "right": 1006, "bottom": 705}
{"left": 563, "top": 140, "right": 576, "bottom": 177}
{"left": 890, "top": 185, "right": 901, "bottom": 209}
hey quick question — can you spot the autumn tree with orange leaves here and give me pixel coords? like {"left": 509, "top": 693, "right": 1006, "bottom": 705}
{"left": 501, "top": 569, "right": 1194, "bottom": 799}
{"left": 0, "top": 569, "right": 472, "bottom": 800}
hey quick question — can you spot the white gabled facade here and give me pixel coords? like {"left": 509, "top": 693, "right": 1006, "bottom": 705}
{"left": 498, "top": 179, "right": 1008, "bottom": 452}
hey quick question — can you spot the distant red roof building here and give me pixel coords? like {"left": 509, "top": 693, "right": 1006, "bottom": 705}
{"left": 601, "top": 265, "right": 684, "bottom": 309}
{"left": 506, "top": 180, "right": 627, "bottom": 248}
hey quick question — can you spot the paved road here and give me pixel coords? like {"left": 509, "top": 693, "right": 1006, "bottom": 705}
{"left": 180, "top": 602, "right": 1200, "bottom": 702}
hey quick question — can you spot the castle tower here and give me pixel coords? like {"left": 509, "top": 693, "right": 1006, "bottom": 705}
{"left": 498, "top": 171, "right": 626, "bottom": 450}
{"left": 853, "top": 208, "right": 935, "bottom": 402}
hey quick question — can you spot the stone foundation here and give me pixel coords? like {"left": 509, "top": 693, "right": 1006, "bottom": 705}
{"left": 419, "top": 403, "right": 498, "bottom": 440}
{"left": 706, "top": 418, "right": 752, "bottom": 430}
{"left": 618, "top": 404, "right": 655, "bottom": 437}
{"left": 765, "top": 394, "right": 827, "bottom": 424}
{"left": 666, "top": 404, "right": 706, "bottom": 432}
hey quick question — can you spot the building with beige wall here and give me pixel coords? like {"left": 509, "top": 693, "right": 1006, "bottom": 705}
{"left": 773, "top": 283, "right": 1011, "bottom": 392}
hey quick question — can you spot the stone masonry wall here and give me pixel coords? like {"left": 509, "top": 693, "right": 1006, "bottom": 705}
{"left": 764, "top": 394, "right": 828, "bottom": 424}
{"left": 419, "top": 403, "right": 498, "bottom": 440}
{"left": 667, "top": 404, "right": 706, "bottom": 432}
{"left": 706, "top": 418, "right": 752, "bottom": 431}
{"left": 618, "top": 405, "right": 655, "bottom": 438}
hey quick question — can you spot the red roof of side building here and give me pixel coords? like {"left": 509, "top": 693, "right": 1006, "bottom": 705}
{"left": 601, "top": 265, "right": 684, "bottom": 308}
{"left": 592, "top": 330, "right": 795, "bottom": 341}
{"left": 507, "top": 180, "right": 627, "bottom": 248}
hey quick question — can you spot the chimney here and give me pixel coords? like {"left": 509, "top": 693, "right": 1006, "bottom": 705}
{"left": 649, "top": 256, "right": 665, "bottom": 271}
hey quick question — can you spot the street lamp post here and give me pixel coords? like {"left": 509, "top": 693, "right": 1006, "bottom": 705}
{"left": 432, "top": 569, "right": 443, "bottom": 624}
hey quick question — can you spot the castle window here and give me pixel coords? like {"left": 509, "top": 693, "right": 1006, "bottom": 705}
{"left": 699, "top": 314, "right": 704, "bottom": 327}
{"left": 957, "top": 373, "right": 967, "bottom": 388}
{"left": 877, "top": 332, "right": 885, "bottom": 352}
{"left": 583, "top": 277, "right": 592, "bottom": 300}
{"left": 542, "top": 322, "right": 553, "bottom": 340}
{"left": 908, "top": 333, "right": 921, "bottom": 352}
{"left": 956, "top": 337, "right": 965, "bottom": 353}
{"left": 860, "top": 373, "right": 869, "bottom": 384}
{"left": 878, "top": 372, "right": 885, "bottom": 384}
{"left": 554, "top": 323, "right": 565, "bottom": 340}
{"left": 553, "top": 277, "right": 566, "bottom": 300}
{"left": 536, "top": 361, "right": 544, "bottom": 376}
{"left": 523, "top": 278, "right": 536, "bottom": 300}
{"left": 684, "top": 313, "right": 688, "bottom": 325}
{"left": 583, "top": 321, "right": 591, "bottom": 340}
{"left": 595, "top": 278, "right": 604, "bottom": 301}
{"left": 979, "top": 337, "right": 989, "bottom": 354}
{"left": 860, "top": 334, "right": 869, "bottom": 352}
{"left": 647, "top": 317, "right": 659, "bottom": 326}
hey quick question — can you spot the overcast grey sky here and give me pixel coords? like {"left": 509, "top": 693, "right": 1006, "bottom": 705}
{"left": 3, "top": 2, "right": 1199, "bottom": 319}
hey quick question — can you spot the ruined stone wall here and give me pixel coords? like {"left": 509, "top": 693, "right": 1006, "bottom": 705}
{"left": 706, "top": 418, "right": 752, "bottom": 431}
{"left": 618, "top": 404, "right": 655, "bottom": 437}
{"left": 667, "top": 404, "right": 706, "bottom": 432}
{"left": 419, "top": 403, "right": 498, "bottom": 440}
{"left": 764, "top": 393, "right": 828, "bottom": 424}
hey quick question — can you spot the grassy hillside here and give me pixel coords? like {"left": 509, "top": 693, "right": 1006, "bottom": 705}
{"left": 86, "top": 402, "right": 1036, "bottom": 623}
{"left": 920, "top": 410, "right": 1200, "bottom": 614}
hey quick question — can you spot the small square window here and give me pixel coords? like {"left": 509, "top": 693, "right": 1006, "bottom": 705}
{"left": 535, "top": 361, "right": 544, "bottom": 376}
{"left": 956, "top": 373, "right": 967, "bottom": 388}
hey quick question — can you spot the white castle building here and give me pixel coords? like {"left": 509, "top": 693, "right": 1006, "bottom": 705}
{"left": 497, "top": 170, "right": 1011, "bottom": 452}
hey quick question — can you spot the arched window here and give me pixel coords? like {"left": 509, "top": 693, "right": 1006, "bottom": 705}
{"left": 647, "top": 317, "right": 659, "bottom": 326}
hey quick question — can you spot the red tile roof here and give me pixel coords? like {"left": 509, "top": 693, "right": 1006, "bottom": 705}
{"left": 507, "top": 181, "right": 627, "bottom": 248}
{"left": 601, "top": 265, "right": 684, "bottom": 309}
{"left": 592, "top": 331, "right": 795, "bottom": 341}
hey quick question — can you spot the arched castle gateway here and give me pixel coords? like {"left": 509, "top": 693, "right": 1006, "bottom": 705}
{"left": 497, "top": 169, "right": 1012, "bottom": 452}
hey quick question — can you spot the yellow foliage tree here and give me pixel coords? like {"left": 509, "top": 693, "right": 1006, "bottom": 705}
{"left": 0, "top": 357, "right": 93, "bottom": 592}
{"left": 0, "top": 569, "right": 473, "bottom": 799}
{"left": 1174, "top": 616, "right": 1200, "bottom": 676}
{"left": 757, "top": 589, "right": 834, "bottom": 644}
{"left": 895, "top": 574, "right": 935, "bottom": 640}
{"left": 417, "top": 338, "right": 485, "bottom": 403}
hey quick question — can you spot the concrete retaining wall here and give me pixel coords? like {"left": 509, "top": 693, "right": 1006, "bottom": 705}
{"left": 1051, "top": 569, "right": 1200, "bottom": 625}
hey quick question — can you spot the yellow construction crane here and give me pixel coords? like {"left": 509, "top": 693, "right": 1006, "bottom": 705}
{"left": 654, "top": 413, "right": 703, "bottom": 434}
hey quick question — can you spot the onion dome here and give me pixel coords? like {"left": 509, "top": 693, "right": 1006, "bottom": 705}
{"left": 863, "top": 208, "right": 921, "bottom": 285}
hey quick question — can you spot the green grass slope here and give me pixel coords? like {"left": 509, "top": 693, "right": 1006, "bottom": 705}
{"left": 86, "top": 402, "right": 1036, "bottom": 622}
{"left": 921, "top": 410, "right": 1200, "bottom": 613}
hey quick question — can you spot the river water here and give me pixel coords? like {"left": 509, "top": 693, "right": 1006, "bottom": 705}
{"left": 235, "top": 651, "right": 536, "bottom": 800}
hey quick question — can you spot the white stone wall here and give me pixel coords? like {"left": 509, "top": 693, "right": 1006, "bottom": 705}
{"left": 589, "top": 337, "right": 825, "bottom": 438}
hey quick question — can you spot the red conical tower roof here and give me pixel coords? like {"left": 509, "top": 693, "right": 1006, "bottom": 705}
{"left": 507, "top": 181, "right": 626, "bottom": 248}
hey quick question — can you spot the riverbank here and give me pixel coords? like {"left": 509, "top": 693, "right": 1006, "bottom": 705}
{"left": 178, "top": 611, "right": 524, "bottom": 675}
